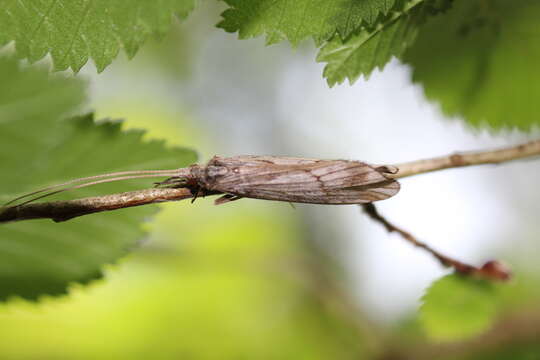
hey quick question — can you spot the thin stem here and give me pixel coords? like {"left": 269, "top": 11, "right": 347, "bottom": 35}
{"left": 391, "top": 139, "right": 540, "bottom": 179}
{"left": 0, "top": 188, "right": 198, "bottom": 223}
{"left": 1, "top": 139, "right": 540, "bottom": 225}
{"left": 361, "top": 203, "right": 511, "bottom": 281}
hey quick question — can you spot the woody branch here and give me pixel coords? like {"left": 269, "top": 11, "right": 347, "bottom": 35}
{"left": 1, "top": 139, "right": 539, "bottom": 224}
{"left": 361, "top": 203, "right": 512, "bottom": 281}
{"left": 390, "top": 139, "right": 540, "bottom": 179}
{"left": 0, "top": 188, "right": 195, "bottom": 223}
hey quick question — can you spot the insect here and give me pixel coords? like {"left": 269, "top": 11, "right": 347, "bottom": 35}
{"left": 5, "top": 156, "right": 400, "bottom": 206}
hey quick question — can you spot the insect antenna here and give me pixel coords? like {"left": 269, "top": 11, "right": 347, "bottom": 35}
{"left": 5, "top": 169, "right": 190, "bottom": 207}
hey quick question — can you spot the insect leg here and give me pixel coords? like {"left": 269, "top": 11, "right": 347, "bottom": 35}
{"left": 214, "top": 194, "right": 244, "bottom": 205}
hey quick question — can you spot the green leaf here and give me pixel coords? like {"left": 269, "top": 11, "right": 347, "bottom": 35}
{"left": 218, "top": 0, "right": 397, "bottom": 46}
{"left": 419, "top": 274, "right": 502, "bottom": 341}
{"left": 403, "top": 0, "right": 540, "bottom": 130}
{"left": 317, "top": 0, "right": 450, "bottom": 86}
{"left": 0, "top": 0, "right": 195, "bottom": 73}
{"left": 0, "top": 57, "right": 197, "bottom": 300}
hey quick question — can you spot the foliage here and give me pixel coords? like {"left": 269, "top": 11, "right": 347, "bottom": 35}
{"left": 317, "top": 0, "right": 453, "bottom": 86}
{"left": 403, "top": 0, "right": 540, "bottom": 130}
{"left": 218, "top": 0, "right": 540, "bottom": 129}
{"left": 0, "top": 57, "right": 196, "bottom": 300}
{"left": 317, "top": 0, "right": 422, "bottom": 86}
{"left": 419, "top": 274, "right": 502, "bottom": 341}
{"left": 0, "top": 0, "right": 195, "bottom": 72}
{"left": 2, "top": 0, "right": 538, "bottom": 128}
{"left": 218, "top": 0, "right": 397, "bottom": 46}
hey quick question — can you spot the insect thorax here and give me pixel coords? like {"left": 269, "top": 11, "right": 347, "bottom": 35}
{"left": 190, "top": 163, "right": 228, "bottom": 189}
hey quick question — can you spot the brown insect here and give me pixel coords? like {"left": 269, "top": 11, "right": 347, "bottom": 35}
{"left": 5, "top": 156, "right": 400, "bottom": 206}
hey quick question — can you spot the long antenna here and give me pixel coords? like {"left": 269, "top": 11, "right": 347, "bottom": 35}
{"left": 5, "top": 168, "right": 190, "bottom": 207}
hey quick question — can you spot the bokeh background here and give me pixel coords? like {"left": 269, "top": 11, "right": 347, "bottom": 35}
{"left": 1, "top": 2, "right": 540, "bottom": 359}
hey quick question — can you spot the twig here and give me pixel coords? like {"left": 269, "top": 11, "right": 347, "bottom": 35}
{"left": 361, "top": 203, "right": 511, "bottom": 281}
{"left": 391, "top": 139, "right": 540, "bottom": 179}
{"left": 1, "top": 139, "right": 539, "bottom": 224}
{"left": 2, "top": 140, "right": 537, "bottom": 279}
{"left": 0, "top": 188, "right": 198, "bottom": 223}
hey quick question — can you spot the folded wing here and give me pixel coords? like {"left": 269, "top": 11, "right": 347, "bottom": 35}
{"left": 208, "top": 156, "right": 399, "bottom": 204}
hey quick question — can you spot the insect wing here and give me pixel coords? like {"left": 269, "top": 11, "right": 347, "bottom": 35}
{"left": 207, "top": 156, "right": 399, "bottom": 204}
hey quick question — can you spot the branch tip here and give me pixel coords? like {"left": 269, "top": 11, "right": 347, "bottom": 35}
{"left": 361, "top": 203, "right": 511, "bottom": 282}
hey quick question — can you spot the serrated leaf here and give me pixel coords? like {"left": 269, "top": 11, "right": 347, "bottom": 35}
{"left": 419, "top": 274, "right": 502, "bottom": 341}
{"left": 403, "top": 0, "right": 540, "bottom": 130}
{"left": 0, "top": 57, "right": 197, "bottom": 300}
{"left": 317, "top": 0, "right": 439, "bottom": 86}
{"left": 218, "top": 0, "right": 397, "bottom": 46}
{"left": 317, "top": 12, "right": 417, "bottom": 86}
{"left": 0, "top": 0, "right": 195, "bottom": 73}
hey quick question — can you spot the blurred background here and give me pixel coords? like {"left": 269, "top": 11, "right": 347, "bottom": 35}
{"left": 1, "top": 2, "right": 539, "bottom": 359}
